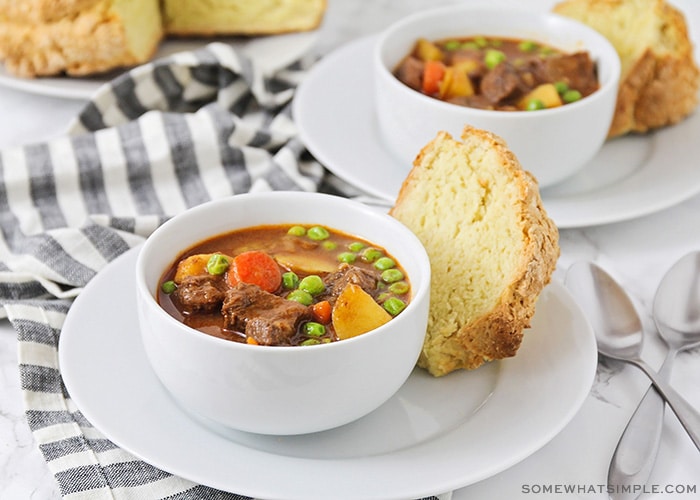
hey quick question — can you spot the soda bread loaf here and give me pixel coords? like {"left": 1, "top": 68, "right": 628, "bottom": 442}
{"left": 0, "top": 0, "right": 326, "bottom": 78}
{"left": 163, "top": 0, "right": 327, "bottom": 37}
{"left": 0, "top": 0, "right": 163, "bottom": 77}
{"left": 553, "top": 0, "right": 700, "bottom": 137}
{"left": 389, "top": 127, "right": 559, "bottom": 377}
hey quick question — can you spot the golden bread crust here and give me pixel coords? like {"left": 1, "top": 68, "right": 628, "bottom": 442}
{"left": 389, "top": 127, "right": 560, "bottom": 377}
{"left": 0, "top": 0, "right": 103, "bottom": 23}
{"left": 553, "top": 0, "right": 699, "bottom": 137}
{"left": 0, "top": 1, "right": 163, "bottom": 77}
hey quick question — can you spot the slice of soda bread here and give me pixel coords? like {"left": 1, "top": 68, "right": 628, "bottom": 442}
{"left": 553, "top": 0, "right": 700, "bottom": 137}
{"left": 389, "top": 126, "right": 559, "bottom": 377}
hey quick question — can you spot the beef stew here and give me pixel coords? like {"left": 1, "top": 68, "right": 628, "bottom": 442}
{"left": 158, "top": 224, "right": 411, "bottom": 346}
{"left": 393, "top": 36, "right": 599, "bottom": 111}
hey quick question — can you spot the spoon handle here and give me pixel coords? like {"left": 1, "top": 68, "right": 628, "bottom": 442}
{"left": 608, "top": 350, "right": 675, "bottom": 492}
{"left": 634, "top": 358, "right": 700, "bottom": 452}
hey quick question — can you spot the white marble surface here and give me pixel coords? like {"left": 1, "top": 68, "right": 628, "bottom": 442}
{"left": 1, "top": 0, "right": 700, "bottom": 498}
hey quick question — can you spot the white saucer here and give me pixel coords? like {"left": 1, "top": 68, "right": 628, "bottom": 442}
{"left": 293, "top": 36, "right": 700, "bottom": 228}
{"left": 59, "top": 246, "right": 596, "bottom": 500}
{"left": 0, "top": 31, "right": 317, "bottom": 100}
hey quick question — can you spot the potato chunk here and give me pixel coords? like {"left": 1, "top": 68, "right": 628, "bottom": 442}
{"left": 518, "top": 83, "right": 562, "bottom": 110}
{"left": 332, "top": 284, "right": 392, "bottom": 340}
{"left": 415, "top": 38, "right": 444, "bottom": 62}
{"left": 274, "top": 253, "right": 339, "bottom": 275}
{"left": 439, "top": 62, "right": 476, "bottom": 100}
{"left": 174, "top": 253, "right": 216, "bottom": 283}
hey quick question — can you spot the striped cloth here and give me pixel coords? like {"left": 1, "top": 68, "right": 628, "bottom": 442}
{"left": 0, "top": 42, "right": 438, "bottom": 500}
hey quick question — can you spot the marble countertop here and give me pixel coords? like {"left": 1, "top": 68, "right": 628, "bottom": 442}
{"left": 2, "top": 0, "right": 700, "bottom": 498}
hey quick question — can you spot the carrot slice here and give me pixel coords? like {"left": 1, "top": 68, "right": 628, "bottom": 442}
{"left": 422, "top": 60, "right": 446, "bottom": 95}
{"left": 227, "top": 251, "right": 282, "bottom": 293}
{"left": 311, "top": 300, "right": 332, "bottom": 324}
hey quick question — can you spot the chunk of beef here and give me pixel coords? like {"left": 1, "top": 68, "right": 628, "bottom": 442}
{"left": 480, "top": 62, "right": 530, "bottom": 105}
{"left": 175, "top": 274, "right": 228, "bottom": 313}
{"left": 322, "top": 264, "right": 380, "bottom": 305}
{"left": 222, "top": 282, "right": 312, "bottom": 346}
{"left": 394, "top": 56, "right": 424, "bottom": 92}
{"left": 533, "top": 52, "right": 599, "bottom": 96}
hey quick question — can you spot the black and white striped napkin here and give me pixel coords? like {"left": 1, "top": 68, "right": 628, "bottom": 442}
{"left": 0, "top": 42, "right": 440, "bottom": 500}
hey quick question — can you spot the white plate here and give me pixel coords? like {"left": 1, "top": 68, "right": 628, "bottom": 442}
{"left": 293, "top": 36, "right": 700, "bottom": 228}
{"left": 58, "top": 246, "right": 596, "bottom": 500}
{"left": 0, "top": 32, "right": 318, "bottom": 100}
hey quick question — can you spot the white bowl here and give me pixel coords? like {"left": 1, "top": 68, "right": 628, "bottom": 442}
{"left": 135, "top": 192, "right": 431, "bottom": 435}
{"left": 374, "top": 7, "right": 621, "bottom": 188}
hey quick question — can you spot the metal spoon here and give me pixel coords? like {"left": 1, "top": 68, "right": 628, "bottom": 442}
{"left": 564, "top": 261, "right": 700, "bottom": 455}
{"left": 607, "top": 251, "right": 700, "bottom": 498}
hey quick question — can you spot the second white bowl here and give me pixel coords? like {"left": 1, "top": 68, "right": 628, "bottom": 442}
{"left": 374, "top": 6, "right": 621, "bottom": 188}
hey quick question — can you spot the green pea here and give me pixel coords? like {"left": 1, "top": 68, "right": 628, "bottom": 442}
{"left": 474, "top": 36, "right": 488, "bottom": 48}
{"left": 525, "top": 99, "right": 546, "bottom": 111}
{"left": 374, "top": 256, "right": 396, "bottom": 271}
{"left": 444, "top": 39, "right": 460, "bottom": 51}
{"left": 282, "top": 271, "right": 299, "bottom": 289}
{"left": 461, "top": 41, "right": 479, "bottom": 50}
{"left": 206, "top": 254, "right": 229, "bottom": 275}
{"left": 287, "top": 225, "right": 306, "bottom": 236}
{"left": 338, "top": 252, "right": 357, "bottom": 264}
{"left": 383, "top": 297, "right": 407, "bottom": 316}
{"left": 299, "top": 275, "right": 325, "bottom": 296}
{"left": 287, "top": 289, "right": 313, "bottom": 306}
{"left": 161, "top": 280, "right": 177, "bottom": 294}
{"left": 361, "top": 248, "right": 383, "bottom": 263}
{"left": 518, "top": 40, "right": 537, "bottom": 52}
{"left": 307, "top": 226, "right": 330, "bottom": 241}
{"left": 348, "top": 242, "right": 365, "bottom": 252}
{"left": 554, "top": 81, "right": 569, "bottom": 94}
{"left": 484, "top": 49, "right": 506, "bottom": 69}
{"left": 389, "top": 281, "right": 410, "bottom": 295}
{"left": 301, "top": 338, "right": 320, "bottom": 346}
{"left": 304, "top": 322, "right": 326, "bottom": 337}
{"left": 562, "top": 89, "right": 582, "bottom": 103}
{"left": 381, "top": 268, "right": 404, "bottom": 283}
{"left": 322, "top": 241, "right": 338, "bottom": 250}
{"left": 518, "top": 40, "right": 538, "bottom": 52}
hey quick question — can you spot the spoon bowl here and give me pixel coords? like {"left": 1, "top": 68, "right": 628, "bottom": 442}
{"left": 565, "top": 261, "right": 645, "bottom": 361}
{"left": 654, "top": 251, "right": 700, "bottom": 348}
